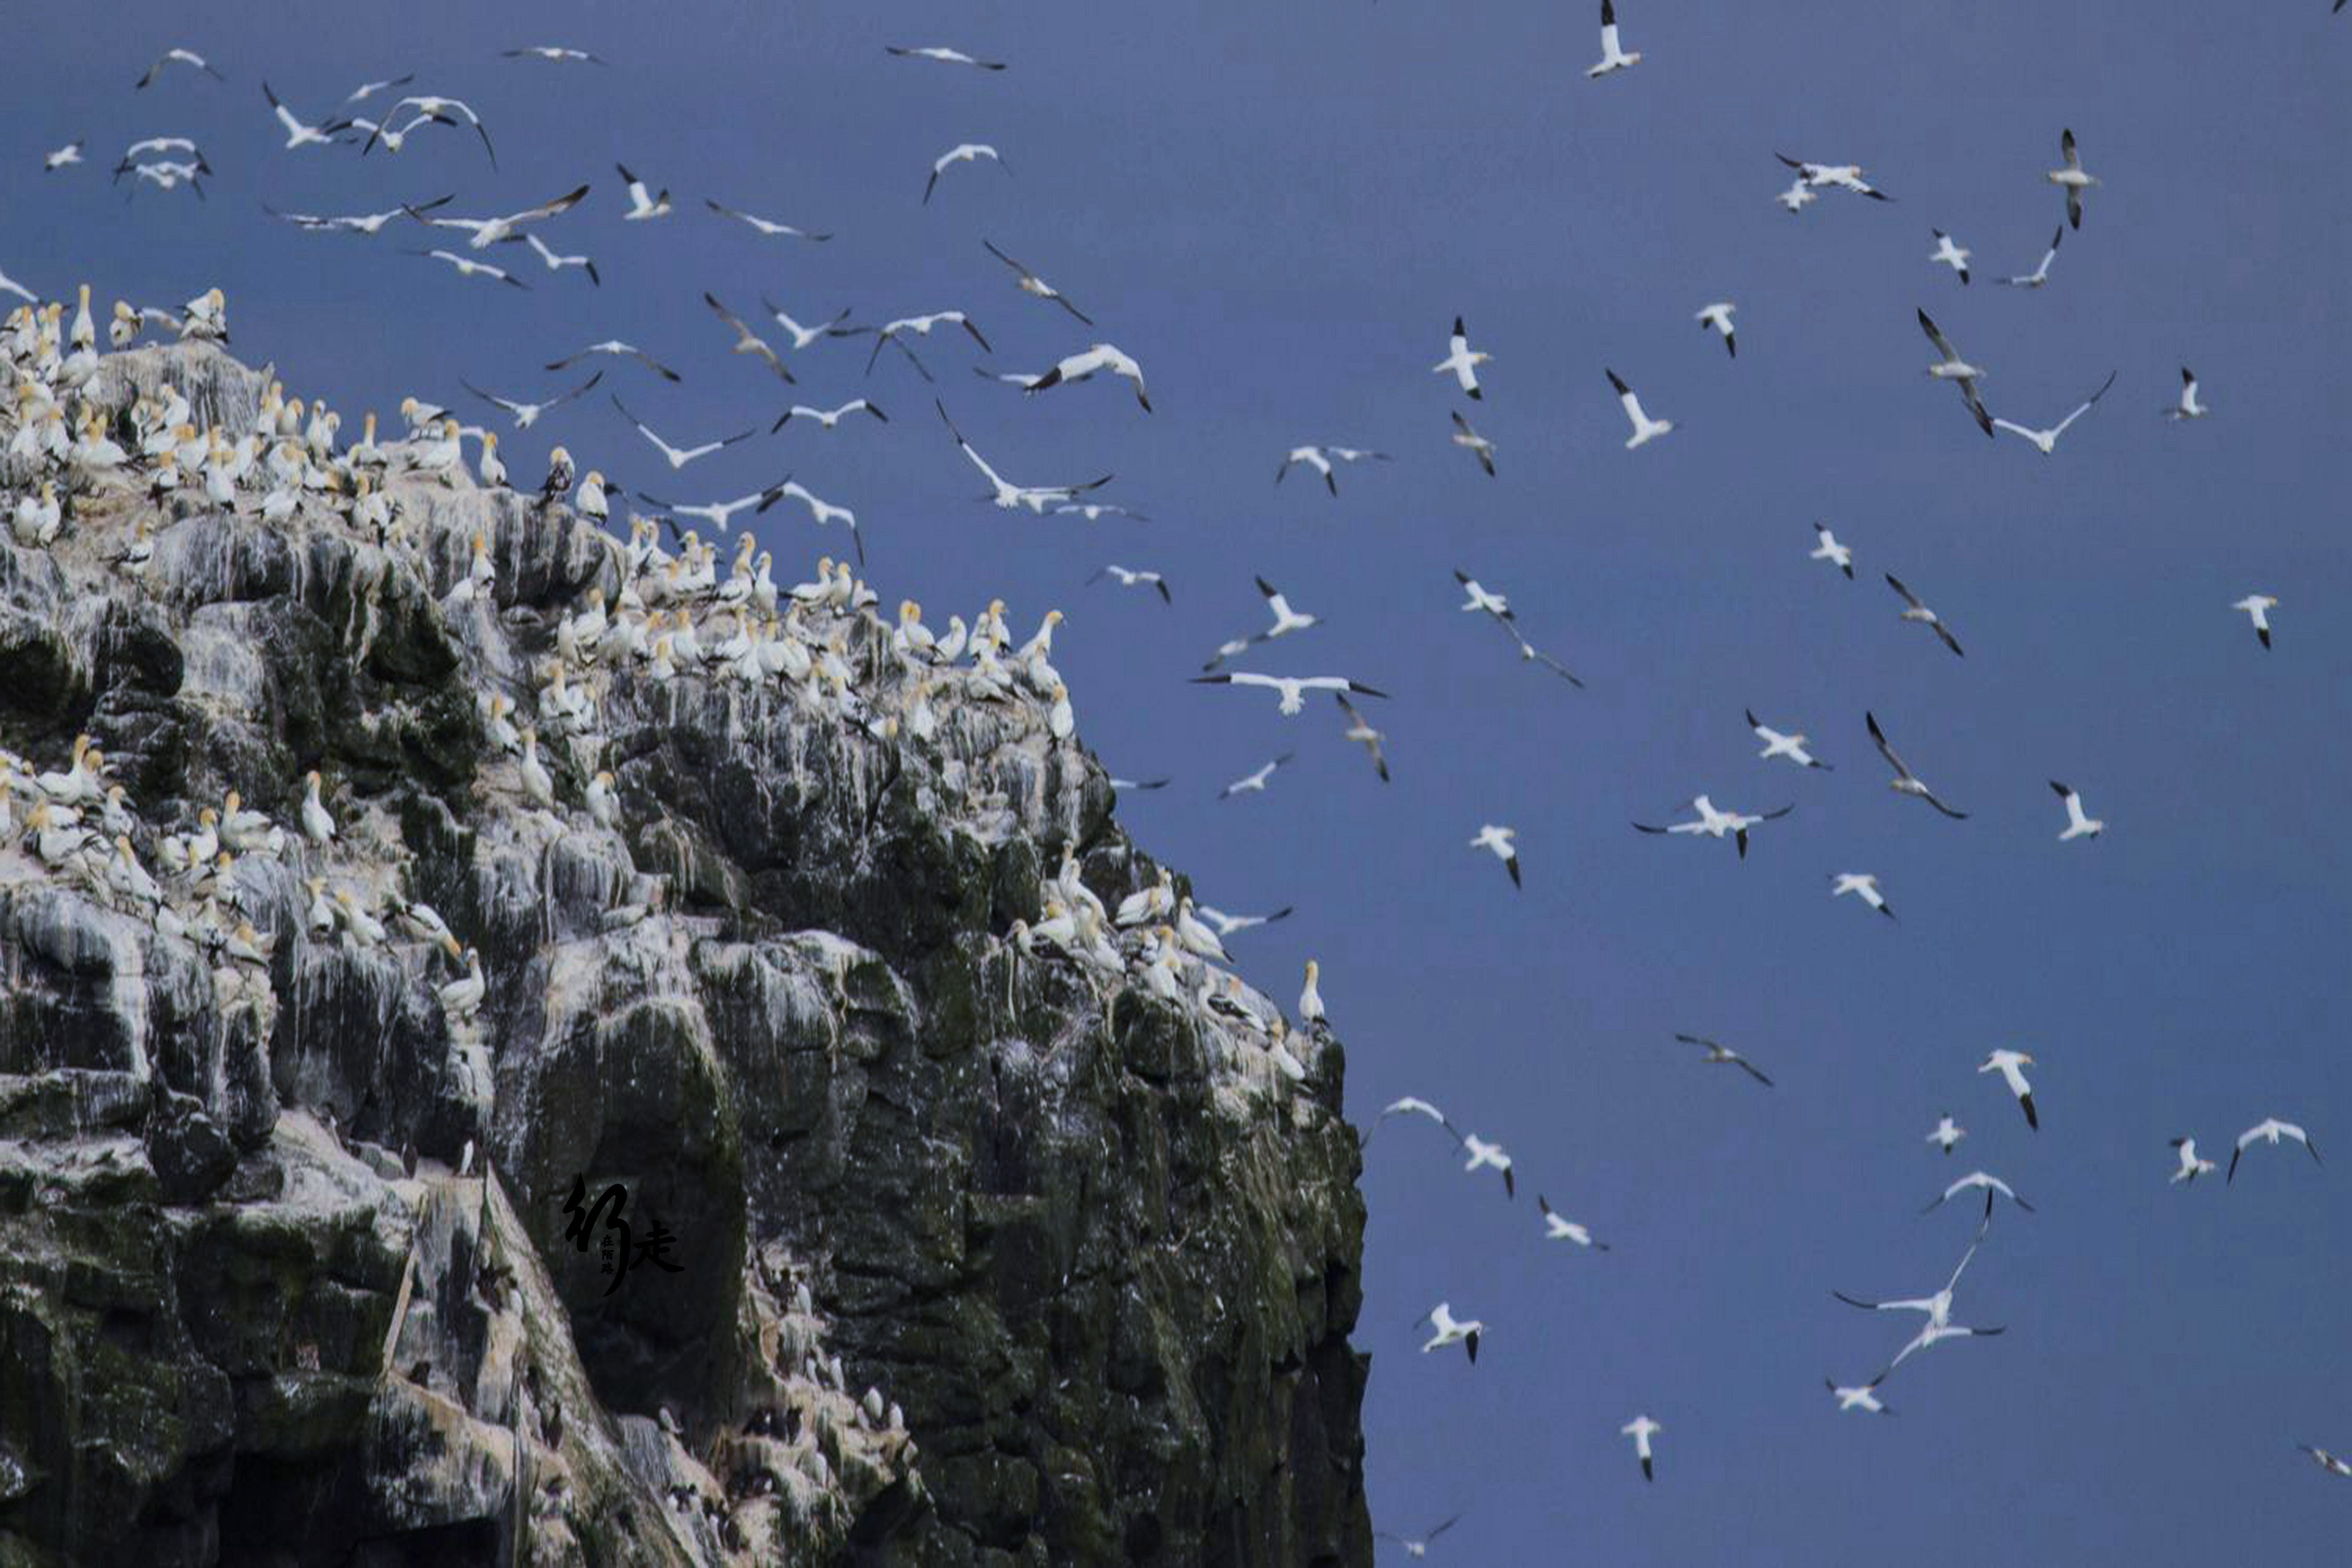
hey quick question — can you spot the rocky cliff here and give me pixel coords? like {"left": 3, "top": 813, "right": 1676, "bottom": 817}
{"left": 0, "top": 340, "right": 1370, "bottom": 1566}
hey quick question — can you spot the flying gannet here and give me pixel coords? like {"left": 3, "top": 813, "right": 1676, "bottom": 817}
{"left": 1336, "top": 692, "right": 1390, "bottom": 782}
{"left": 983, "top": 239, "right": 1091, "bottom": 323}
{"left": 936, "top": 399, "right": 1111, "bottom": 511}
{"left": 2169, "top": 1138, "right": 2217, "bottom": 1184}
{"left": 925, "top": 143, "right": 1007, "bottom": 205}
{"left": 1868, "top": 711, "right": 1968, "bottom": 818}
{"left": 1922, "top": 1170, "right": 2033, "bottom": 1214}
{"left": 1992, "top": 370, "right": 2117, "bottom": 454}
{"left": 1668, "top": 1033, "right": 1774, "bottom": 1087}
{"left": 1203, "top": 575, "right": 1320, "bottom": 669}
{"left": 1632, "top": 796, "right": 1795, "bottom": 859}
{"left": 1621, "top": 1417, "right": 1662, "bottom": 1481}
{"left": 1929, "top": 229, "right": 1972, "bottom": 285}
{"left": 1916, "top": 309, "right": 1993, "bottom": 437}
{"left": 1831, "top": 872, "right": 1895, "bottom": 920}
{"left": 1450, "top": 410, "right": 1497, "bottom": 475}
{"left": 1218, "top": 753, "right": 1293, "bottom": 799}
{"left": 1927, "top": 1114, "right": 1965, "bottom": 1155}
{"left": 1375, "top": 1513, "right": 1464, "bottom": 1559}
{"left": 1747, "top": 710, "right": 1832, "bottom": 770}
{"left": 1606, "top": 368, "right": 1674, "bottom": 448}
{"left": 546, "top": 339, "right": 682, "bottom": 381}
{"left": 1539, "top": 1194, "right": 1609, "bottom": 1250}
{"left": 1420, "top": 1303, "right": 1482, "bottom": 1363}
{"left": 2231, "top": 593, "right": 2276, "bottom": 648}
{"left": 1276, "top": 444, "right": 1392, "bottom": 496}
{"left": 1192, "top": 672, "right": 1388, "bottom": 716}
{"left": 2229, "top": 1118, "right": 2321, "bottom": 1183}
{"left": 887, "top": 44, "right": 1008, "bottom": 69}
{"left": 138, "top": 48, "right": 227, "bottom": 89}
{"left": 1588, "top": 0, "right": 1643, "bottom": 76}
{"left": 1695, "top": 301, "right": 1737, "bottom": 358}
{"left": 706, "top": 198, "right": 833, "bottom": 242}
{"left": 432, "top": 183, "right": 590, "bottom": 249}
{"left": 1998, "top": 227, "right": 2065, "bottom": 288}
{"left": 1811, "top": 523, "right": 1854, "bottom": 579}
{"left": 2050, "top": 781, "right": 2104, "bottom": 840}
{"left": 1980, "top": 1049, "right": 2038, "bottom": 1130}
{"left": 461, "top": 371, "right": 601, "bottom": 428}
{"left": 2047, "top": 129, "right": 2098, "bottom": 229}
{"left": 612, "top": 394, "right": 754, "bottom": 470}
{"left": 1471, "top": 825, "right": 1521, "bottom": 889}
{"left": 1775, "top": 153, "right": 1893, "bottom": 199}
{"left": 1434, "top": 316, "right": 1490, "bottom": 399}
{"left": 1086, "top": 565, "right": 1170, "bottom": 604}
{"left": 616, "top": 163, "right": 672, "bottom": 219}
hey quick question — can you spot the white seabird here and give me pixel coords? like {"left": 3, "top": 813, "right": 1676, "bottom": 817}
{"left": 1461, "top": 1134, "right": 1515, "bottom": 1198}
{"left": 1922, "top": 1170, "right": 2033, "bottom": 1214}
{"left": 431, "top": 184, "right": 591, "bottom": 250}
{"left": 1695, "top": 301, "right": 1736, "bottom": 358}
{"left": 1218, "top": 753, "right": 1293, "bottom": 800}
{"left": 1631, "top": 795, "right": 1795, "bottom": 859}
{"left": 1276, "top": 444, "right": 1392, "bottom": 496}
{"left": 613, "top": 395, "right": 753, "bottom": 470}
{"left": 1470, "top": 825, "right": 1521, "bottom": 889}
{"left": 1621, "top": 1417, "right": 1661, "bottom": 1481}
{"left": 1538, "top": 1194, "right": 1609, "bottom": 1250}
{"left": 937, "top": 400, "right": 1110, "bottom": 511}
{"left": 1980, "top": 1049, "right": 2038, "bottom": 1130}
{"left": 616, "top": 162, "right": 672, "bottom": 220}
{"left": 1606, "top": 368, "right": 1674, "bottom": 448}
{"left": 1668, "top": 1033, "right": 1774, "bottom": 1087}
{"left": 138, "top": 48, "right": 225, "bottom": 89}
{"left": 461, "top": 371, "right": 601, "bottom": 429}
{"left": 2167, "top": 367, "right": 2209, "bottom": 421}
{"left": 2231, "top": 593, "right": 2276, "bottom": 649}
{"left": 1086, "top": 565, "right": 1170, "bottom": 604}
{"left": 1917, "top": 308, "right": 1993, "bottom": 437}
{"left": 1929, "top": 229, "right": 1972, "bottom": 285}
{"left": 262, "top": 82, "right": 352, "bottom": 149}
{"left": 1433, "top": 316, "right": 1490, "bottom": 399}
{"left": 1450, "top": 410, "right": 1497, "bottom": 476}
{"left": 2047, "top": 129, "right": 2098, "bottom": 229}
{"left": 706, "top": 199, "right": 833, "bottom": 242}
{"left": 1811, "top": 523, "right": 1854, "bottom": 579}
{"left": 1420, "top": 1303, "right": 1482, "bottom": 1363}
{"left": 546, "top": 340, "right": 682, "bottom": 382}
{"left": 1748, "top": 710, "right": 1832, "bottom": 770}
{"left": 2229, "top": 1117, "right": 2321, "bottom": 1183}
{"left": 1998, "top": 227, "right": 2065, "bottom": 288}
{"left": 1336, "top": 693, "right": 1390, "bottom": 782}
{"left": 2050, "top": 781, "right": 2104, "bottom": 841}
{"left": 1775, "top": 153, "right": 1893, "bottom": 199}
{"left": 1203, "top": 575, "right": 1320, "bottom": 669}
{"left": 982, "top": 239, "right": 1091, "bottom": 324}
{"left": 1827, "top": 1379, "right": 1893, "bottom": 1415}
{"left": 1868, "top": 711, "right": 1968, "bottom": 818}
{"left": 925, "top": 143, "right": 1007, "bottom": 205}
{"left": 1587, "top": 0, "right": 1643, "bottom": 77}
{"left": 1374, "top": 1514, "right": 1463, "bottom": 1559}
{"left": 1831, "top": 872, "right": 1895, "bottom": 920}
{"left": 1192, "top": 672, "right": 1388, "bottom": 716}
{"left": 1927, "top": 1114, "right": 1965, "bottom": 1155}
{"left": 1992, "top": 370, "right": 2117, "bottom": 454}
{"left": 2169, "top": 1138, "right": 2217, "bottom": 1184}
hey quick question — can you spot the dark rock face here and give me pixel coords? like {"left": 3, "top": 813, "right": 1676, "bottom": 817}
{"left": 0, "top": 343, "right": 1371, "bottom": 1566}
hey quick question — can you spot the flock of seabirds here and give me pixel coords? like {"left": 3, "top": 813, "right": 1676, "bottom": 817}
{"left": 2, "top": 7, "right": 2348, "bottom": 1552}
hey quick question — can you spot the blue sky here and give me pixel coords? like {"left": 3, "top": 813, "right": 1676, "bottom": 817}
{"left": 9, "top": 0, "right": 2351, "bottom": 1559}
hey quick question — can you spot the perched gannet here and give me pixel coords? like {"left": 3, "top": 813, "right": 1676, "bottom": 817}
{"left": 1588, "top": 0, "right": 1643, "bottom": 76}
{"left": 2231, "top": 593, "right": 2276, "bottom": 649}
{"left": 1621, "top": 1417, "right": 1662, "bottom": 1481}
{"left": 1929, "top": 228, "right": 1972, "bottom": 285}
{"left": 887, "top": 43, "right": 1007, "bottom": 69}
{"left": 773, "top": 399, "right": 887, "bottom": 434}
{"left": 1695, "top": 301, "right": 1737, "bottom": 358}
{"left": 2167, "top": 366, "right": 2208, "bottom": 421}
{"left": 517, "top": 729, "right": 555, "bottom": 809}
{"left": 1917, "top": 308, "right": 1993, "bottom": 437}
{"left": 1633, "top": 795, "right": 1795, "bottom": 859}
{"left": 44, "top": 141, "right": 83, "bottom": 172}
{"left": 924, "top": 143, "right": 1007, "bottom": 204}
{"left": 616, "top": 162, "right": 672, "bottom": 220}
{"left": 546, "top": 339, "right": 682, "bottom": 381}
{"left": 300, "top": 770, "right": 336, "bottom": 845}
{"left": 1993, "top": 370, "right": 2117, "bottom": 454}
{"left": 1433, "top": 316, "right": 1490, "bottom": 399}
{"left": 1115, "top": 867, "right": 1175, "bottom": 929}
{"left": 1275, "top": 444, "right": 1392, "bottom": 496}
{"left": 1374, "top": 1514, "right": 1464, "bottom": 1559}
{"left": 1747, "top": 710, "right": 1831, "bottom": 770}
{"left": 1298, "top": 958, "right": 1325, "bottom": 1024}
{"left": 2169, "top": 1138, "right": 2217, "bottom": 1185}
{"left": 937, "top": 399, "right": 1111, "bottom": 511}
{"left": 1831, "top": 872, "right": 1894, "bottom": 920}
{"left": 1868, "top": 711, "right": 1969, "bottom": 817}
{"left": 502, "top": 45, "right": 608, "bottom": 65}
{"left": 430, "top": 184, "right": 591, "bottom": 250}
{"left": 416, "top": 248, "right": 527, "bottom": 288}
{"left": 1420, "top": 1303, "right": 1482, "bottom": 1363}
{"left": 1923, "top": 1170, "right": 2034, "bottom": 1214}
{"left": 2050, "top": 781, "right": 2104, "bottom": 841}
{"left": 1999, "top": 227, "right": 2065, "bottom": 288}
{"left": 1775, "top": 153, "right": 1893, "bottom": 200}
{"left": 1828, "top": 1379, "right": 1893, "bottom": 1415}
{"left": 982, "top": 239, "right": 1091, "bottom": 324}
{"left": 2230, "top": 1118, "right": 2321, "bottom": 1183}
{"left": 1192, "top": 671, "right": 1388, "bottom": 716}
{"left": 1811, "top": 523, "right": 1855, "bottom": 579}
{"left": 586, "top": 770, "right": 620, "bottom": 830}
{"left": 1336, "top": 693, "right": 1390, "bottom": 783}
{"left": 1884, "top": 575, "right": 1965, "bottom": 659}
{"left": 705, "top": 199, "right": 833, "bottom": 243}
{"left": 1449, "top": 410, "right": 1496, "bottom": 476}
{"left": 1980, "top": 1049, "right": 2038, "bottom": 1130}
{"left": 11, "top": 481, "right": 61, "bottom": 546}
{"left": 1606, "top": 369, "right": 1674, "bottom": 448}
{"left": 1667, "top": 1033, "right": 1774, "bottom": 1087}
{"left": 1203, "top": 575, "right": 1320, "bottom": 669}
{"left": 1086, "top": 565, "right": 1170, "bottom": 604}
{"left": 1217, "top": 753, "right": 1292, "bottom": 799}
{"left": 262, "top": 82, "right": 351, "bottom": 148}
{"left": 138, "top": 47, "right": 227, "bottom": 89}
{"left": 614, "top": 395, "right": 753, "bottom": 470}
{"left": 2047, "top": 128, "right": 2098, "bottom": 229}
{"left": 523, "top": 233, "right": 599, "bottom": 286}
{"left": 1471, "top": 825, "right": 1521, "bottom": 888}
{"left": 439, "top": 942, "right": 487, "bottom": 1019}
